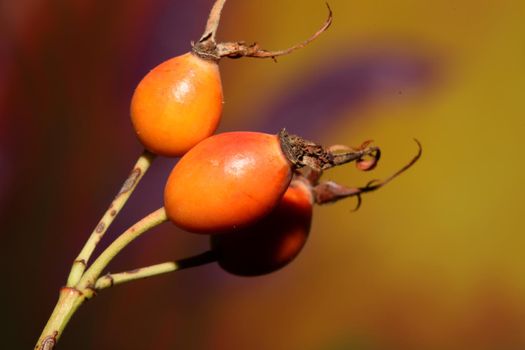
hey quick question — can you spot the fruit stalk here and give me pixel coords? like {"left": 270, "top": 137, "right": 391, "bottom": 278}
{"left": 35, "top": 208, "right": 167, "bottom": 350}
{"left": 66, "top": 150, "right": 156, "bottom": 287}
{"left": 193, "top": 1, "right": 332, "bottom": 60}
{"left": 94, "top": 251, "right": 217, "bottom": 290}
{"left": 76, "top": 207, "right": 168, "bottom": 290}
{"left": 35, "top": 251, "right": 215, "bottom": 350}
{"left": 34, "top": 288, "right": 86, "bottom": 350}
{"left": 200, "top": 0, "right": 227, "bottom": 42}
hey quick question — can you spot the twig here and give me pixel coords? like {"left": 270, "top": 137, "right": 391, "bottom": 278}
{"left": 66, "top": 150, "right": 156, "bottom": 287}
{"left": 94, "top": 251, "right": 217, "bottom": 290}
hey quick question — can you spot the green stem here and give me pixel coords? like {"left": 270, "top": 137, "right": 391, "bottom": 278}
{"left": 77, "top": 207, "right": 168, "bottom": 290}
{"left": 34, "top": 288, "right": 87, "bottom": 350}
{"left": 94, "top": 251, "right": 217, "bottom": 290}
{"left": 66, "top": 150, "right": 156, "bottom": 287}
{"left": 36, "top": 208, "right": 166, "bottom": 349}
{"left": 34, "top": 250, "right": 216, "bottom": 350}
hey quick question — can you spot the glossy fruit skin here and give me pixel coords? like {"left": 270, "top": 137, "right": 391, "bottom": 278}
{"left": 131, "top": 52, "right": 223, "bottom": 157}
{"left": 211, "top": 180, "right": 313, "bottom": 276}
{"left": 164, "top": 132, "right": 293, "bottom": 233}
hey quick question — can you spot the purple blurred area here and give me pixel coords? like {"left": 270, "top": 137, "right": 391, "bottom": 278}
{"left": 247, "top": 46, "right": 437, "bottom": 138}
{"left": 3, "top": 0, "right": 525, "bottom": 349}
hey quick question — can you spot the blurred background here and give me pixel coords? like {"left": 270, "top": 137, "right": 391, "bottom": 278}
{"left": 2, "top": 0, "right": 525, "bottom": 349}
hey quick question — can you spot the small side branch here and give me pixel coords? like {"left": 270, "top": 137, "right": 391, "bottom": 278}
{"left": 77, "top": 207, "right": 168, "bottom": 291}
{"left": 94, "top": 251, "right": 217, "bottom": 291}
{"left": 35, "top": 252, "right": 216, "bottom": 349}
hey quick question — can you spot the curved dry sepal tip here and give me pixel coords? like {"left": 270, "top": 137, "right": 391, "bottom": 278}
{"left": 376, "top": 138, "right": 421, "bottom": 185}
{"left": 208, "top": 3, "right": 333, "bottom": 60}
{"left": 326, "top": 142, "right": 378, "bottom": 171}
{"left": 344, "top": 140, "right": 381, "bottom": 171}
{"left": 362, "top": 138, "right": 422, "bottom": 191}
{"left": 356, "top": 148, "right": 381, "bottom": 171}
{"left": 351, "top": 194, "right": 363, "bottom": 212}
{"left": 313, "top": 139, "right": 422, "bottom": 208}
{"left": 329, "top": 143, "right": 381, "bottom": 169}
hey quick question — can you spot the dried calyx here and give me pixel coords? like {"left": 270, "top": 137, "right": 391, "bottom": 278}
{"left": 295, "top": 139, "right": 422, "bottom": 210}
{"left": 192, "top": 0, "right": 332, "bottom": 61}
{"left": 278, "top": 129, "right": 381, "bottom": 172}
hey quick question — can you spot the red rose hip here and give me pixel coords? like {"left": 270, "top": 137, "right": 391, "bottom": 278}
{"left": 211, "top": 179, "right": 313, "bottom": 276}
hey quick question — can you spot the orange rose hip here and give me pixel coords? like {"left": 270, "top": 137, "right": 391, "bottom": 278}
{"left": 164, "top": 132, "right": 292, "bottom": 233}
{"left": 131, "top": 53, "right": 222, "bottom": 157}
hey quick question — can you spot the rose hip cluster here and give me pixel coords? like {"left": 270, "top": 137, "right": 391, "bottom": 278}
{"left": 131, "top": 1, "right": 420, "bottom": 276}
{"left": 36, "top": 2, "right": 422, "bottom": 348}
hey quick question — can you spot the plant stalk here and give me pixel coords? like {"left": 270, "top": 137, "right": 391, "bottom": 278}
{"left": 199, "top": 0, "right": 227, "bottom": 42}
{"left": 94, "top": 251, "right": 217, "bottom": 290}
{"left": 77, "top": 207, "right": 168, "bottom": 290}
{"left": 66, "top": 150, "right": 156, "bottom": 287}
{"left": 34, "top": 288, "right": 88, "bottom": 350}
{"left": 36, "top": 208, "right": 167, "bottom": 349}
{"left": 34, "top": 250, "right": 215, "bottom": 349}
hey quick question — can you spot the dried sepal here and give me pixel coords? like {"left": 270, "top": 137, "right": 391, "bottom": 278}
{"left": 312, "top": 139, "right": 422, "bottom": 209}
{"left": 193, "top": 3, "right": 332, "bottom": 61}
